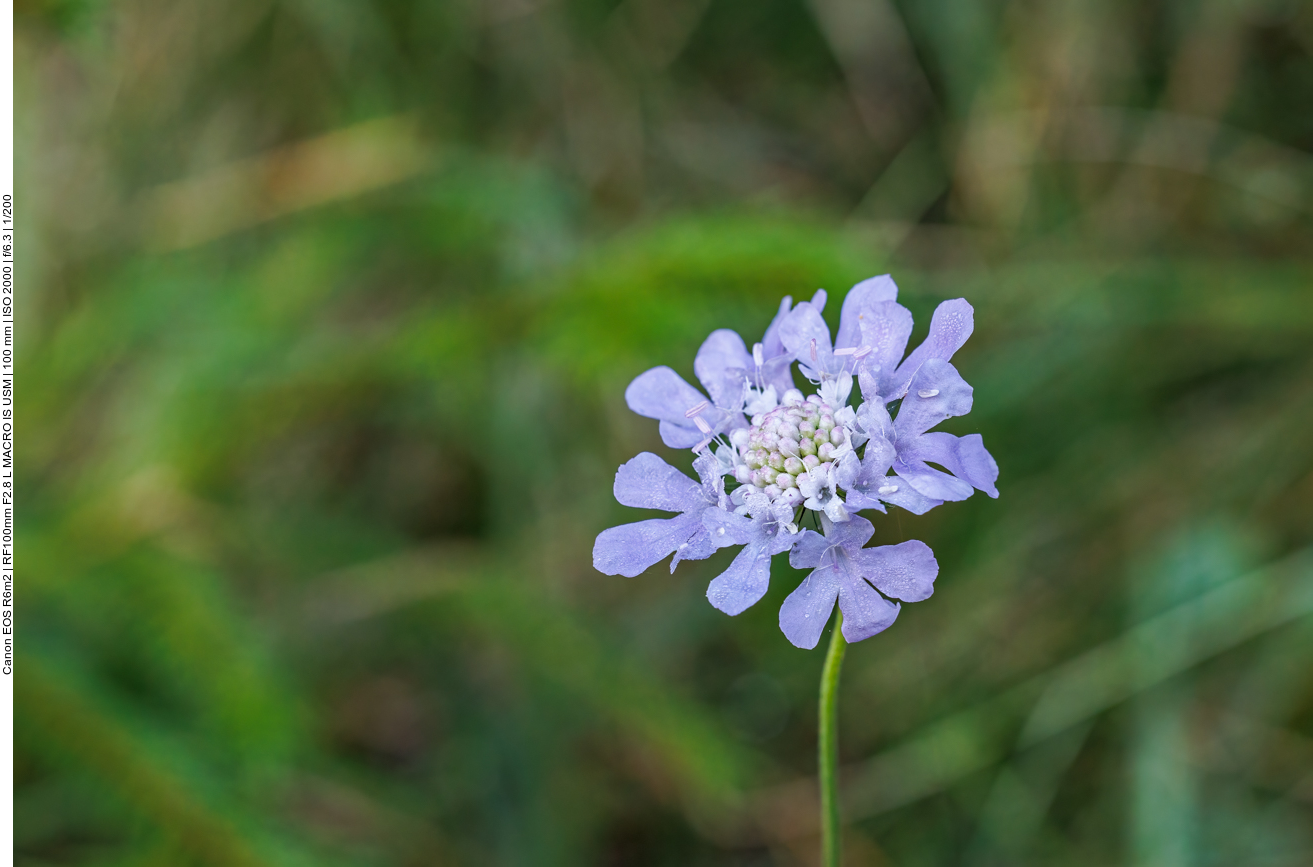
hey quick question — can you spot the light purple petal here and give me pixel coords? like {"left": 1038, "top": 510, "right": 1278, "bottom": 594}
{"left": 778, "top": 302, "right": 834, "bottom": 371}
{"left": 760, "top": 296, "right": 793, "bottom": 359}
{"left": 810, "top": 288, "right": 828, "bottom": 314}
{"left": 613, "top": 452, "right": 704, "bottom": 512}
{"left": 837, "top": 275, "right": 900, "bottom": 350}
{"left": 703, "top": 507, "right": 756, "bottom": 548}
{"left": 856, "top": 400, "right": 896, "bottom": 448}
{"left": 900, "top": 432, "right": 999, "bottom": 498}
{"left": 593, "top": 512, "right": 706, "bottom": 577}
{"left": 670, "top": 518, "right": 719, "bottom": 570}
{"left": 788, "top": 529, "right": 831, "bottom": 569}
{"left": 837, "top": 577, "right": 901, "bottom": 642}
{"left": 854, "top": 539, "right": 938, "bottom": 602}
{"left": 892, "top": 298, "right": 974, "bottom": 395}
{"left": 625, "top": 366, "right": 709, "bottom": 423}
{"left": 694, "top": 329, "right": 753, "bottom": 409}
{"left": 758, "top": 354, "right": 797, "bottom": 398}
{"left": 856, "top": 301, "right": 915, "bottom": 399}
{"left": 657, "top": 420, "right": 704, "bottom": 449}
{"left": 892, "top": 459, "right": 976, "bottom": 502}
{"left": 707, "top": 542, "right": 773, "bottom": 615}
{"left": 842, "top": 492, "right": 888, "bottom": 513}
{"left": 892, "top": 359, "right": 974, "bottom": 440}
{"left": 871, "top": 477, "right": 942, "bottom": 515}
{"left": 827, "top": 513, "right": 875, "bottom": 550}
{"left": 778, "top": 568, "right": 840, "bottom": 649}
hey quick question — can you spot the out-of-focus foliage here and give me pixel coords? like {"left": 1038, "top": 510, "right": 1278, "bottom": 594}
{"left": 15, "top": 0, "right": 1313, "bottom": 863}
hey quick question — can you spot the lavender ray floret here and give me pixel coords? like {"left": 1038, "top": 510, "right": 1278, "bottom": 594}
{"left": 593, "top": 512, "right": 710, "bottom": 578}
{"left": 887, "top": 298, "right": 974, "bottom": 398}
{"left": 778, "top": 515, "right": 933, "bottom": 647}
{"left": 626, "top": 365, "right": 743, "bottom": 449}
{"left": 694, "top": 329, "right": 754, "bottom": 410}
{"left": 835, "top": 274, "right": 899, "bottom": 351}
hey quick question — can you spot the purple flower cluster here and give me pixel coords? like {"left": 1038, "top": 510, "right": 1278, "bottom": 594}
{"left": 593, "top": 275, "right": 998, "bottom": 648}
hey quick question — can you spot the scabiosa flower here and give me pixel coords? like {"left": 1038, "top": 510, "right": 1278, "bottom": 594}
{"left": 594, "top": 274, "right": 998, "bottom": 649}
{"left": 594, "top": 273, "right": 1001, "bottom": 867}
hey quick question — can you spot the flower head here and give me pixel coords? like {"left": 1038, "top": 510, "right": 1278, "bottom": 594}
{"left": 595, "top": 274, "right": 997, "bottom": 648}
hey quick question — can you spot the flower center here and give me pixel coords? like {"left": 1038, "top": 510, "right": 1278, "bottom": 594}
{"left": 738, "top": 398, "right": 847, "bottom": 496}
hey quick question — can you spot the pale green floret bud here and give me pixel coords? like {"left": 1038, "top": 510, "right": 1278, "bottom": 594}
{"left": 737, "top": 399, "right": 843, "bottom": 504}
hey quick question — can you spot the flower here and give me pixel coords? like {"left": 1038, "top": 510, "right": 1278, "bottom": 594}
{"left": 779, "top": 515, "right": 938, "bottom": 649}
{"left": 594, "top": 273, "right": 997, "bottom": 648}
{"left": 593, "top": 452, "right": 726, "bottom": 577}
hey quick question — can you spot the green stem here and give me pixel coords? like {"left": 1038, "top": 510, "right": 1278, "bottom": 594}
{"left": 819, "top": 611, "right": 848, "bottom": 867}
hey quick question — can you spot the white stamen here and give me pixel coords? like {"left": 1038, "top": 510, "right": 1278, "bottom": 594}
{"left": 852, "top": 345, "right": 873, "bottom": 359}
{"left": 694, "top": 415, "right": 712, "bottom": 434}
{"left": 834, "top": 346, "right": 857, "bottom": 356}
{"left": 685, "top": 400, "right": 710, "bottom": 418}
{"left": 918, "top": 389, "right": 940, "bottom": 398}
{"left": 753, "top": 343, "right": 764, "bottom": 367}
{"left": 693, "top": 436, "right": 714, "bottom": 452}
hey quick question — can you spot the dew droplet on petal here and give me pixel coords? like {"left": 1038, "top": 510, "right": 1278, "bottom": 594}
{"left": 878, "top": 485, "right": 898, "bottom": 494}
{"left": 918, "top": 389, "right": 940, "bottom": 398}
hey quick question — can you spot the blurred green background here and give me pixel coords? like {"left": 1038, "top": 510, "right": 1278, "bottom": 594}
{"left": 15, "top": 0, "right": 1313, "bottom": 864}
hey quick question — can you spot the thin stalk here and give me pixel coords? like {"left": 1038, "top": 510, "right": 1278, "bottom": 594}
{"left": 819, "top": 611, "right": 848, "bottom": 867}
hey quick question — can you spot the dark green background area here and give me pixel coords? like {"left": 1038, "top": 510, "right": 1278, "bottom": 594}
{"left": 15, "top": 0, "right": 1313, "bottom": 864}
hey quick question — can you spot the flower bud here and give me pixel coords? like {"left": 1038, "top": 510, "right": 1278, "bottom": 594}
{"left": 799, "top": 438, "right": 817, "bottom": 457}
{"left": 818, "top": 442, "right": 834, "bottom": 461}
{"left": 776, "top": 472, "right": 796, "bottom": 489}
{"left": 784, "top": 456, "right": 805, "bottom": 476}
{"left": 768, "top": 452, "right": 786, "bottom": 471}
{"left": 830, "top": 427, "right": 846, "bottom": 445}
{"left": 735, "top": 465, "right": 753, "bottom": 484}
{"left": 779, "top": 437, "right": 800, "bottom": 457}
{"left": 803, "top": 455, "right": 821, "bottom": 471}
